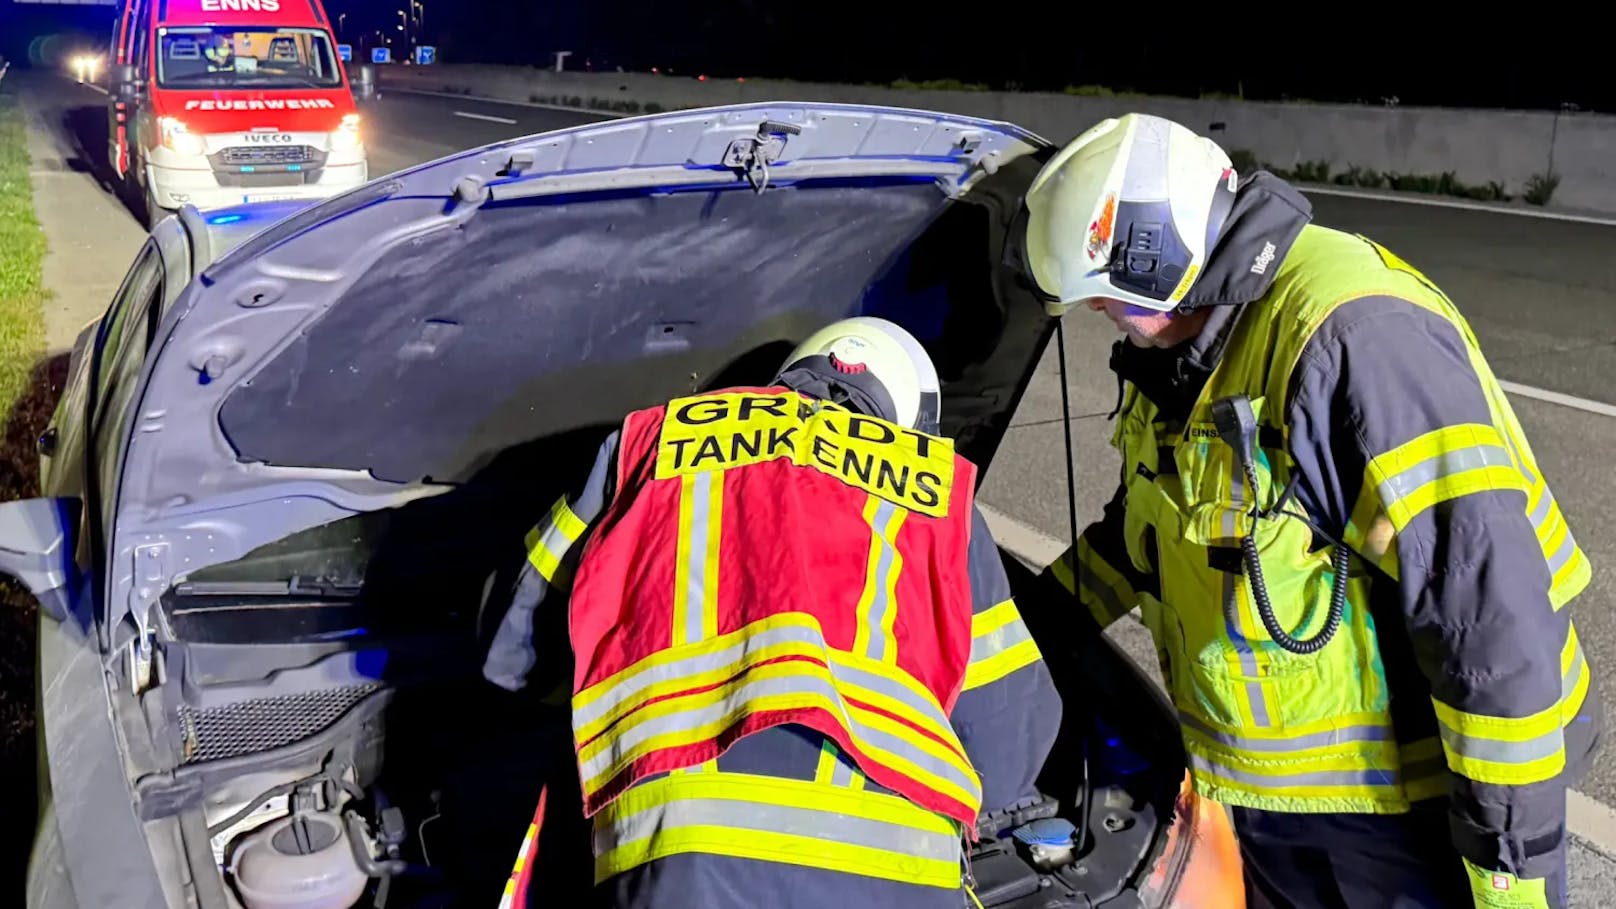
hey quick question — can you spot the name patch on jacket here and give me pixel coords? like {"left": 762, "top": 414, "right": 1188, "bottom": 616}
{"left": 655, "top": 391, "right": 955, "bottom": 517}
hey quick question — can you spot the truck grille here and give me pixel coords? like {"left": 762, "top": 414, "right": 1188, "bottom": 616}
{"left": 214, "top": 169, "right": 325, "bottom": 188}
{"left": 217, "top": 145, "right": 318, "bottom": 166}
{"left": 178, "top": 683, "right": 383, "bottom": 765}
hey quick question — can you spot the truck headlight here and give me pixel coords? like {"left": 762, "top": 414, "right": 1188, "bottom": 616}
{"left": 331, "top": 113, "right": 362, "bottom": 151}
{"left": 158, "top": 117, "right": 205, "bottom": 156}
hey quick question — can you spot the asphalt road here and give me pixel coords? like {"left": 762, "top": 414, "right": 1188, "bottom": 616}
{"left": 19, "top": 72, "right": 1616, "bottom": 895}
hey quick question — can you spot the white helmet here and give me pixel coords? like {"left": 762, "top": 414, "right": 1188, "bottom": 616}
{"left": 776, "top": 317, "right": 941, "bottom": 432}
{"left": 1023, "top": 113, "right": 1239, "bottom": 315}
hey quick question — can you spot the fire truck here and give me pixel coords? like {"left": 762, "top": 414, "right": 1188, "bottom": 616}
{"left": 107, "top": 0, "right": 367, "bottom": 225}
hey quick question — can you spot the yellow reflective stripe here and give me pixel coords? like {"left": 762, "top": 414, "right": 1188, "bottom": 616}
{"left": 671, "top": 471, "right": 724, "bottom": 647}
{"left": 592, "top": 771, "right": 960, "bottom": 888}
{"left": 1366, "top": 424, "right": 1527, "bottom": 532}
{"left": 1074, "top": 539, "right": 1136, "bottom": 627}
{"left": 815, "top": 739, "right": 839, "bottom": 784}
{"left": 854, "top": 496, "right": 908, "bottom": 664}
{"left": 971, "top": 600, "right": 1019, "bottom": 637}
{"left": 963, "top": 600, "right": 1041, "bottom": 691}
{"left": 1400, "top": 737, "right": 1451, "bottom": 802}
{"left": 1049, "top": 550, "right": 1076, "bottom": 595}
{"left": 524, "top": 496, "right": 589, "bottom": 586}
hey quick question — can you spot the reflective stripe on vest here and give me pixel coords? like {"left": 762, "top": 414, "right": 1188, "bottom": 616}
{"left": 567, "top": 387, "right": 980, "bottom": 825}
{"left": 571, "top": 614, "right": 983, "bottom": 824}
{"left": 592, "top": 771, "right": 963, "bottom": 889}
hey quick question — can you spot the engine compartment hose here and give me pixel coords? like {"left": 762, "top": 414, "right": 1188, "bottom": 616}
{"left": 1242, "top": 533, "right": 1347, "bottom": 655}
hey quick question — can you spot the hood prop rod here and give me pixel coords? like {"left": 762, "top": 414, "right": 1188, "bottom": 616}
{"left": 1054, "top": 318, "right": 1093, "bottom": 860}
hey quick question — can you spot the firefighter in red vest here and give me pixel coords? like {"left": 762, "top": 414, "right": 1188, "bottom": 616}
{"left": 484, "top": 316, "right": 1063, "bottom": 908}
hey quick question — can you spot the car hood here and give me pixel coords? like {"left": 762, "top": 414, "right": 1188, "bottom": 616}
{"left": 108, "top": 102, "right": 1057, "bottom": 641}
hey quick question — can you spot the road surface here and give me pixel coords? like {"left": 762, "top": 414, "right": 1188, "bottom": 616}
{"left": 18, "top": 70, "right": 1616, "bottom": 896}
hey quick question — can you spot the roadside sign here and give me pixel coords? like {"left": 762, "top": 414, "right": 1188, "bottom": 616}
{"left": 414, "top": 46, "right": 436, "bottom": 66}
{"left": 338, "top": 44, "right": 352, "bottom": 62}
{"left": 371, "top": 47, "right": 392, "bottom": 64}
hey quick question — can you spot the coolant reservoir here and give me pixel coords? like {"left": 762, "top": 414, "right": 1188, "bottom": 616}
{"left": 230, "top": 812, "right": 368, "bottom": 909}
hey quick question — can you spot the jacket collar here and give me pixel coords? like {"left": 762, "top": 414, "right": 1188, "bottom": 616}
{"left": 1110, "top": 172, "right": 1313, "bottom": 419}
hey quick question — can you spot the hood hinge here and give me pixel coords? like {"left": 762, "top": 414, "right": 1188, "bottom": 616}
{"left": 127, "top": 541, "right": 171, "bottom": 693}
{"left": 722, "top": 120, "right": 803, "bottom": 193}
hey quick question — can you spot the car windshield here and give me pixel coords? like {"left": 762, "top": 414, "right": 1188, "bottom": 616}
{"left": 156, "top": 26, "right": 343, "bottom": 89}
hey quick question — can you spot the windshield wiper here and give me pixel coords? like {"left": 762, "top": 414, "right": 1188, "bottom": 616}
{"left": 172, "top": 575, "right": 363, "bottom": 598}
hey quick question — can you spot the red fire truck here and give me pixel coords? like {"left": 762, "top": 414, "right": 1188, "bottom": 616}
{"left": 107, "top": 0, "right": 367, "bottom": 225}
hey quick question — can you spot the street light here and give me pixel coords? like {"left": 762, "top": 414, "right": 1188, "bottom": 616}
{"left": 337, "top": 12, "right": 346, "bottom": 36}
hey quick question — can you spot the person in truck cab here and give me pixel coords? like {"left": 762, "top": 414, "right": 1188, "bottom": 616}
{"left": 204, "top": 33, "right": 235, "bottom": 72}
{"left": 481, "top": 316, "right": 1063, "bottom": 908}
{"left": 1023, "top": 113, "right": 1602, "bottom": 908}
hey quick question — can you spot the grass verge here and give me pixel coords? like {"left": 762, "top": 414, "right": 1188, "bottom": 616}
{"left": 0, "top": 80, "right": 51, "bottom": 901}
{"left": 0, "top": 87, "right": 47, "bottom": 439}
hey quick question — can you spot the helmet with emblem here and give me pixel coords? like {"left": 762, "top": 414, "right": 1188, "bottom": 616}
{"left": 1022, "top": 113, "right": 1239, "bottom": 315}
{"left": 774, "top": 317, "right": 941, "bottom": 434}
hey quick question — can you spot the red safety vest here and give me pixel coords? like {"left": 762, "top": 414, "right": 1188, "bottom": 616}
{"left": 566, "top": 386, "right": 984, "bottom": 826}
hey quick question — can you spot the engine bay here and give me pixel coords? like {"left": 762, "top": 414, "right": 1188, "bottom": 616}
{"left": 140, "top": 551, "right": 1186, "bottom": 909}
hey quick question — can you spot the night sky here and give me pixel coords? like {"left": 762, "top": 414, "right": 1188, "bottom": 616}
{"left": 0, "top": 0, "right": 1602, "bottom": 113}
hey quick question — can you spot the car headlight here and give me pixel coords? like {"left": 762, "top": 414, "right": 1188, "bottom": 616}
{"left": 330, "top": 113, "right": 362, "bottom": 151}
{"left": 159, "top": 117, "right": 205, "bottom": 156}
{"left": 1138, "top": 772, "right": 1246, "bottom": 908}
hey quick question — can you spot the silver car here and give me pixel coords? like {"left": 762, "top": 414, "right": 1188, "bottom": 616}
{"left": 8, "top": 102, "right": 1242, "bottom": 909}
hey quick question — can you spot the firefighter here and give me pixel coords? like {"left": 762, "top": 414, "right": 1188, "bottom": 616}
{"left": 484, "top": 316, "right": 1063, "bottom": 908}
{"left": 1019, "top": 112, "right": 1602, "bottom": 908}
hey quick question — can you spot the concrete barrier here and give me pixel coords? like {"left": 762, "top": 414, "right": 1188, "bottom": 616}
{"left": 376, "top": 65, "right": 1616, "bottom": 215}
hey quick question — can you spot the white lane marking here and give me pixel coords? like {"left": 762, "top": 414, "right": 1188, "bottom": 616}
{"left": 453, "top": 110, "right": 518, "bottom": 125}
{"left": 1571, "top": 790, "right": 1616, "bottom": 857}
{"left": 1500, "top": 380, "right": 1616, "bottom": 418}
{"left": 977, "top": 502, "right": 1065, "bottom": 568}
{"left": 391, "top": 88, "right": 621, "bottom": 120}
{"left": 85, "top": 83, "right": 109, "bottom": 96}
{"left": 1299, "top": 185, "right": 1616, "bottom": 227}
{"left": 979, "top": 499, "right": 1616, "bottom": 854}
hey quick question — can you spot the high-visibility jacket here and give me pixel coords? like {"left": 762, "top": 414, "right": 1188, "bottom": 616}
{"left": 566, "top": 386, "right": 984, "bottom": 826}
{"left": 1046, "top": 173, "right": 1600, "bottom": 882}
{"left": 482, "top": 385, "right": 1062, "bottom": 904}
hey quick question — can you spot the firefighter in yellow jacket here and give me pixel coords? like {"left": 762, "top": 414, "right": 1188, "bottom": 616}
{"left": 1020, "top": 113, "right": 1602, "bottom": 908}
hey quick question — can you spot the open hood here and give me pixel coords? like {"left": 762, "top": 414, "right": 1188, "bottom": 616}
{"left": 108, "top": 102, "right": 1058, "bottom": 647}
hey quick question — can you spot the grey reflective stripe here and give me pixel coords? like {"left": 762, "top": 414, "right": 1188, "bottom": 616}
{"left": 595, "top": 796, "right": 960, "bottom": 864}
{"left": 1564, "top": 643, "right": 1585, "bottom": 700}
{"left": 1508, "top": 434, "right": 1539, "bottom": 487}
{"left": 1546, "top": 523, "right": 1579, "bottom": 577}
{"left": 1376, "top": 443, "right": 1514, "bottom": 509}
{"left": 1528, "top": 487, "right": 1553, "bottom": 531}
{"left": 1179, "top": 711, "right": 1394, "bottom": 752}
{"left": 832, "top": 752, "right": 859, "bottom": 787}
{"left": 1079, "top": 564, "right": 1129, "bottom": 621}
{"left": 1222, "top": 571, "right": 1271, "bottom": 728}
{"left": 685, "top": 471, "right": 714, "bottom": 644}
{"left": 864, "top": 500, "right": 900, "bottom": 662}
{"left": 1190, "top": 753, "right": 1398, "bottom": 789}
{"left": 572, "top": 623, "right": 827, "bottom": 730}
{"left": 1437, "top": 723, "right": 1563, "bottom": 766}
{"left": 970, "top": 615, "right": 1033, "bottom": 664}
{"left": 579, "top": 671, "right": 980, "bottom": 801}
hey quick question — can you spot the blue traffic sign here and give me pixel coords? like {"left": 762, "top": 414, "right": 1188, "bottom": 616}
{"left": 337, "top": 44, "right": 352, "bottom": 62}
{"left": 371, "top": 47, "right": 392, "bottom": 64}
{"left": 413, "top": 45, "right": 436, "bottom": 66}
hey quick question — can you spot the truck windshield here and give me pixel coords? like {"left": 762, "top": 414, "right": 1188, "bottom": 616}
{"left": 156, "top": 26, "right": 343, "bottom": 89}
